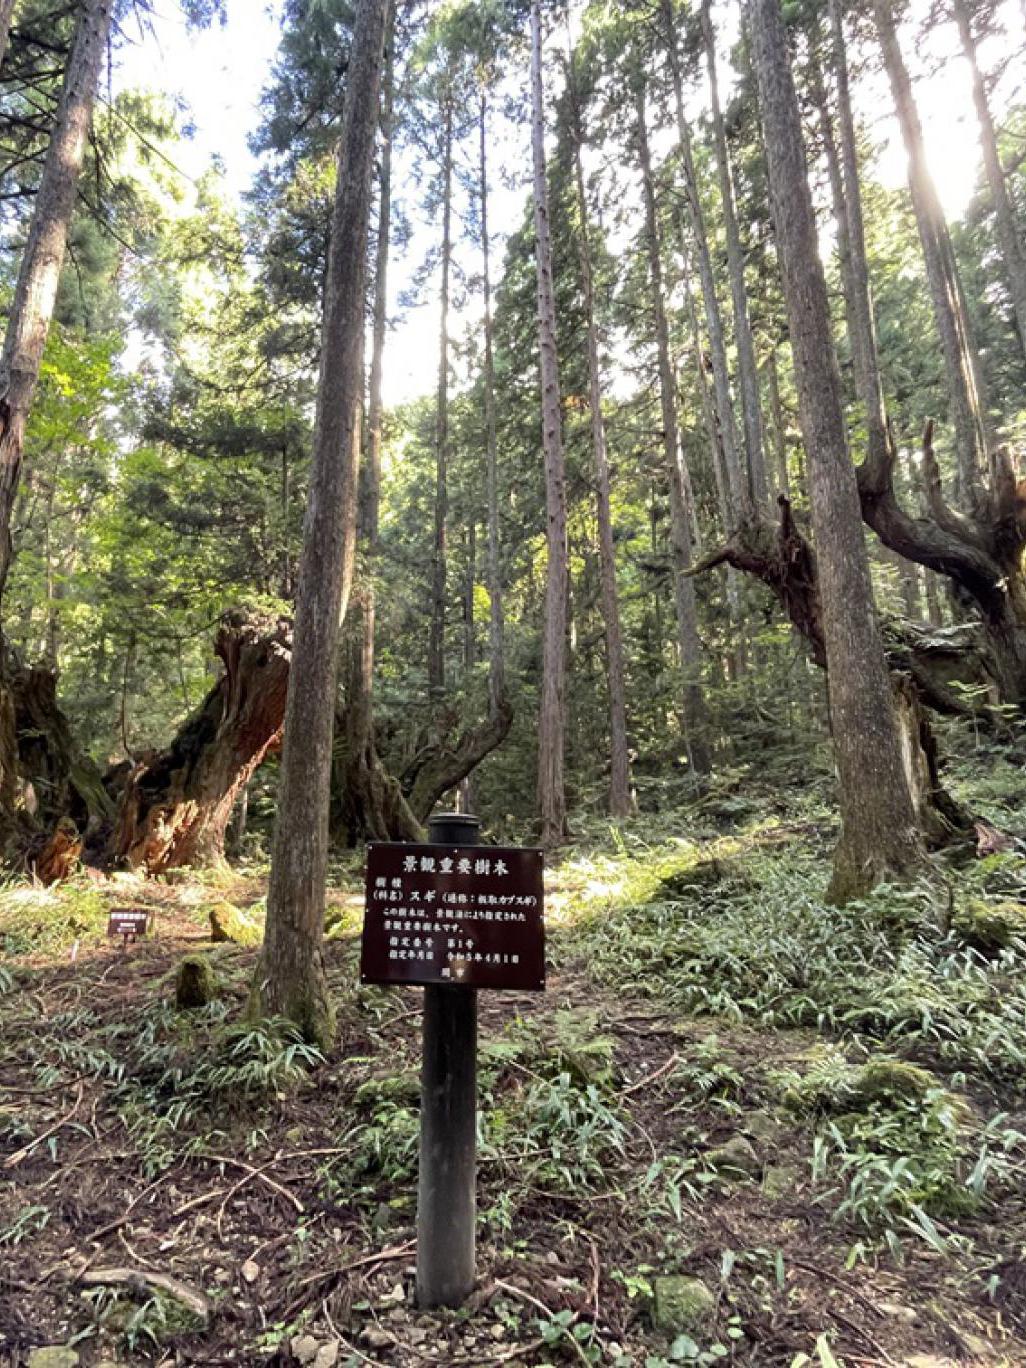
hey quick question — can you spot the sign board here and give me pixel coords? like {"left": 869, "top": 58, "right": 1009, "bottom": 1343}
{"left": 360, "top": 842, "right": 545, "bottom": 990}
{"left": 107, "top": 907, "right": 150, "bottom": 940}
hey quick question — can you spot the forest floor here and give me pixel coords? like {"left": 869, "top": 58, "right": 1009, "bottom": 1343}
{"left": 1, "top": 741, "right": 1026, "bottom": 1367}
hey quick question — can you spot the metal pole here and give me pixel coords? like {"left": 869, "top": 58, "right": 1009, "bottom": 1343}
{"left": 416, "top": 812, "right": 480, "bottom": 1309}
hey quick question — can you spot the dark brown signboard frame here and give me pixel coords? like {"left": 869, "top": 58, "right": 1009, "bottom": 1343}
{"left": 360, "top": 842, "right": 545, "bottom": 991}
{"left": 107, "top": 907, "right": 150, "bottom": 940}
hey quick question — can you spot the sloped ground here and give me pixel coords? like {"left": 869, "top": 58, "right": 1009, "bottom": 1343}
{"left": 1, "top": 753, "right": 1025, "bottom": 1367}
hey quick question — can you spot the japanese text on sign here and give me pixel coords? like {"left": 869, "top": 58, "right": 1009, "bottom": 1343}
{"left": 360, "top": 843, "right": 545, "bottom": 991}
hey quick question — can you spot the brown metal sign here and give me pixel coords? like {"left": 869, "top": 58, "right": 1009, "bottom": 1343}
{"left": 360, "top": 843, "right": 545, "bottom": 990}
{"left": 107, "top": 907, "right": 150, "bottom": 939}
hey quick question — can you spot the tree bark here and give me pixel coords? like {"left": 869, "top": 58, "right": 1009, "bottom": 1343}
{"left": 700, "top": 0, "right": 768, "bottom": 505}
{"left": 332, "top": 3, "right": 419, "bottom": 848}
{"left": 531, "top": 0, "right": 570, "bottom": 847}
{"left": 403, "top": 695, "right": 514, "bottom": 821}
{"left": 567, "top": 67, "right": 632, "bottom": 818}
{"left": 826, "top": 0, "right": 892, "bottom": 478}
{"left": 0, "top": 0, "right": 114, "bottom": 606}
{"left": 252, "top": 0, "right": 388, "bottom": 1048}
{"left": 951, "top": 0, "right": 1026, "bottom": 363}
{"left": 817, "top": 1, "right": 1025, "bottom": 697}
{"left": 764, "top": 345, "right": 791, "bottom": 497}
{"left": 637, "top": 82, "right": 711, "bottom": 776}
{"left": 0, "top": 0, "right": 17, "bottom": 78}
{"left": 872, "top": 0, "right": 989, "bottom": 507}
{"left": 429, "top": 97, "right": 453, "bottom": 695}
{"left": 479, "top": 93, "right": 506, "bottom": 724}
{"left": 660, "top": 0, "right": 747, "bottom": 527}
{"left": 107, "top": 613, "right": 291, "bottom": 873}
{"left": 687, "top": 499, "right": 971, "bottom": 847}
{"left": 750, "top": 0, "right": 925, "bottom": 902}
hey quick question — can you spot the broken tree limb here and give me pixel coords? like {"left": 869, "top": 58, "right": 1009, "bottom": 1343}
{"left": 687, "top": 498, "right": 971, "bottom": 847}
{"left": 77, "top": 1266, "right": 211, "bottom": 1322}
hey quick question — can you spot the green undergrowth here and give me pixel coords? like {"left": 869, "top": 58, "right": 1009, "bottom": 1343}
{"left": 566, "top": 833, "right": 1026, "bottom": 1091}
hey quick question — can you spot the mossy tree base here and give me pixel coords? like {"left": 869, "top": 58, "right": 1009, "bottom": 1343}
{"left": 248, "top": 946, "right": 336, "bottom": 1053}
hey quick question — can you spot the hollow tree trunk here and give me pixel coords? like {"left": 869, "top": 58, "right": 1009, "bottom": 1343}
{"left": 0, "top": 0, "right": 114, "bottom": 605}
{"left": 0, "top": 644, "right": 112, "bottom": 869}
{"left": 700, "top": 0, "right": 768, "bottom": 505}
{"left": 106, "top": 614, "right": 291, "bottom": 873}
{"left": 751, "top": 0, "right": 925, "bottom": 902}
{"left": 531, "top": 0, "right": 570, "bottom": 846}
{"left": 253, "top": 0, "right": 388, "bottom": 1048}
{"left": 567, "top": 66, "right": 632, "bottom": 818}
{"left": 637, "top": 82, "right": 711, "bottom": 776}
{"left": 951, "top": 0, "right": 1026, "bottom": 363}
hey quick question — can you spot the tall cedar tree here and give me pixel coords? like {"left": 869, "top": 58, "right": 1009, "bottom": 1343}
{"left": 749, "top": 0, "right": 924, "bottom": 902}
{"left": 636, "top": 81, "right": 711, "bottom": 776}
{"left": 0, "top": 0, "right": 114, "bottom": 606}
{"left": 251, "top": 0, "right": 389, "bottom": 1046}
{"left": 565, "top": 59, "right": 632, "bottom": 817}
{"left": 531, "top": 0, "right": 570, "bottom": 847}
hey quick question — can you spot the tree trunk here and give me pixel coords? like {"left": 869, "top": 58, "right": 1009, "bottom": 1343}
{"left": 826, "top": 0, "right": 892, "bottom": 479}
{"left": 872, "top": 0, "right": 989, "bottom": 507}
{"left": 567, "top": 70, "right": 632, "bottom": 818}
{"left": 764, "top": 345, "right": 791, "bottom": 497}
{"left": 700, "top": 0, "right": 768, "bottom": 505}
{"left": 403, "top": 695, "right": 514, "bottom": 822}
{"left": 332, "top": 3, "right": 419, "bottom": 848}
{"left": 637, "top": 82, "right": 711, "bottom": 776}
{"left": 0, "top": 0, "right": 17, "bottom": 76}
{"left": 951, "top": 0, "right": 1026, "bottom": 363}
{"left": 484, "top": 96, "right": 511, "bottom": 727}
{"left": 660, "top": 0, "right": 746, "bottom": 527}
{"left": 106, "top": 614, "right": 291, "bottom": 873}
{"left": 252, "top": 0, "right": 388, "bottom": 1048}
{"left": 750, "top": 0, "right": 925, "bottom": 902}
{"left": 0, "top": 0, "right": 114, "bottom": 606}
{"left": 429, "top": 98, "right": 453, "bottom": 695}
{"left": 680, "top": 240, "right": 746, "bottom": 671}
{"left": 688, "top": 500, "right": 971, "bottom": 848}
{"left": 479, "top": 94, "right": 506, "bottom": 724}
{"left": 531, "top": 0, "right": 570, "bottom": 847}
{"left": 817, "top": 1, "right": 1026, "bottom": 699}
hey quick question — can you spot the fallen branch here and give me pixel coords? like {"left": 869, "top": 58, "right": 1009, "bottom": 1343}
{"left": 197, "top": 1151, "right": 304, "bottom": 1213}
{"left": 78, "top": 1266, "right": 211, "bottom": 1322}
{"left": 623, "top": 1052, "right": 680, "bottom": 1096}
{"left": 2, "top": 1082, "right": 83, "bottom": 1168}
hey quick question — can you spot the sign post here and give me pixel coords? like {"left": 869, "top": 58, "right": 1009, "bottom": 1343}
{"left": 419, "top": 812, "right": 479, "bottom": 1309}
{"left": 359, "top": 813, "right": 545, "bottom": 1309}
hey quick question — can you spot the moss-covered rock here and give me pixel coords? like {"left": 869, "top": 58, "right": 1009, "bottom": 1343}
{"left": 659, "top": 856, "right": 752, "bottom": 896}
{"left": 763, "top": 1162, "right": 802, "bottom": 1200}
{"left": 707, "top": 1134, "right": 761, "bottom": 1177}
{"left": 853, "top": 1058, "right": 938, "bottom": 1105}
{"left": 175, "top": 954, "right": 219, "bottom": 1009}
{"left": 26, "top": 1350, "right": 80, "bottom": 1368}
{"left": 651, "top": 1275, "right": 716, "bottom": 1336}
{"left": 355, "top": 1071, "right": 421, "bottom": 1110}
{"left": 953, "top": 899, "right": 1026, "bottom": 952}
{"left": 783, "top": 1052, "right": 942, "bottom": 1115}
{"left": 209, "top": 900, "right": 263, "bottom": 947}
